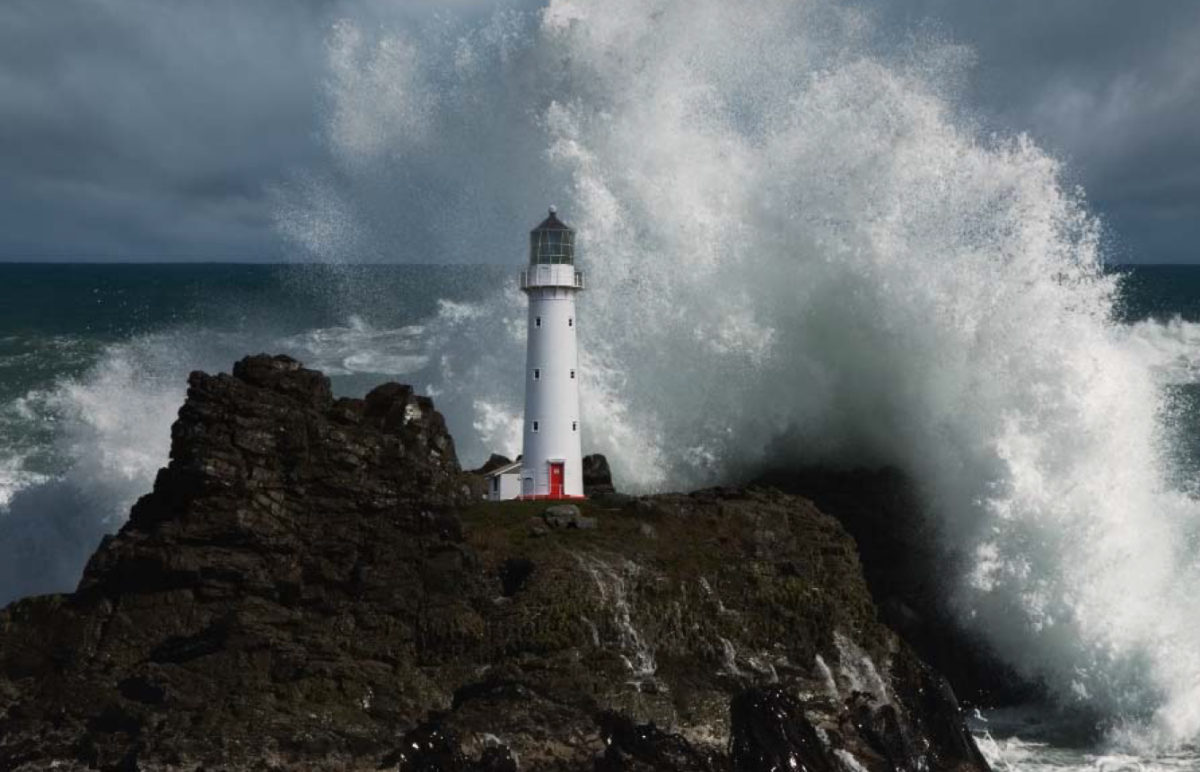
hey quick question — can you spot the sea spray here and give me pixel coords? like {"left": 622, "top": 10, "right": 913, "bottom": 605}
{"left": 273, "top": 0, "right": 1200, "bottom": 745}
{"left": 0, "top": 338, "right": 184, "bottom": 603}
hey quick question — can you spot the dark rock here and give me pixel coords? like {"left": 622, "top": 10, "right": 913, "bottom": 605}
{"left": 381, "top": 720, "right": 480, "bottom": 772}
{"left": 0, "top": 356, "right": 991, "bottom": 772}
{"left": 595, "top": 711, "right": 723, "bottom": 771}
{"left": 583, "top": 453, "right": 616, "bottom": 496}
{"left": 381, "top": 719, "right": 514, "bottom": 772}
{"left": 499, "top": 558, "right": 536, "bottom": 597}
{"left": 477, "top": 746, "right": 519, "bottom": 772}
{"left": 752, "top": 466, "right": 1035, "bottom": 708}
{"left": 729, "top": 688, "right": 836, "bottom": 772}
{"left": 891, "top": 650, "right": 994, "bottom": 772}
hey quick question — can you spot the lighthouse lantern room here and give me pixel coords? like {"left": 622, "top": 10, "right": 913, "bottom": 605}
{"left": 518, "top": 207, "right": 585, "bottom": 499}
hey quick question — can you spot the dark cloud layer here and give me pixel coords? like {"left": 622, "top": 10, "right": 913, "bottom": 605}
{"left": 0, "top": 0, "right": 1196, "bottom": 262}
{"left": 0, "top": 0, "right": 332, "bottom": 260}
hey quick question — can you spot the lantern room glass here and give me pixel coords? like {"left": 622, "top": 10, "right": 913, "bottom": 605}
{"left": 530, "top": 229, "right": 575, "bottom": 265}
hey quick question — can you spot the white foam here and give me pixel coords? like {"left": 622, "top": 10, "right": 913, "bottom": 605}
{"left": 0, "top": 454, "right": 46, "bottom": 509}
{"left": 0, "top": 336, "right": 188, "bottom": 604}
{"left": 278, "top": 316, "right": 431, "bottom": 375}
{"left": 1118, "top": 317, "right": 1200, "bottom": 386}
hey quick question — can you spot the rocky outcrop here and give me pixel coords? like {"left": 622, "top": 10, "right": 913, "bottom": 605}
{"left": 0, "top": 356, "right": 990, "bottom": 772}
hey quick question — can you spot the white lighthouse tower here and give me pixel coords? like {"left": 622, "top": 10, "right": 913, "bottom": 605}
{"left": 519, "top": 207, "right": 585, "bottom": 499}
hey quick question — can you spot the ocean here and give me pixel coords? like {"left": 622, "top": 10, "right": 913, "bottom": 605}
{"left": 2, "top": 262, "right": 1200, "bottom": 771}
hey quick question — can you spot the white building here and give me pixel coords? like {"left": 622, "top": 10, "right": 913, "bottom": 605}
{"left": 484, "top": 459, "right": 522, "bottom": 501}
{"left": 515, "top": 207, "right": 585, "bottom": 500}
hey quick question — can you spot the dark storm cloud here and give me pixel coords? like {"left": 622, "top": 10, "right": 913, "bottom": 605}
{"left": 0, "top": 0, "right": 1197, "bottom": 261}
{"left": 0, "top": 0, "right": 332, "bottom": 260}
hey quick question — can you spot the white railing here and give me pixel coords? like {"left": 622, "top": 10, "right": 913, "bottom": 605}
{"left": 520, "top": 266, "right": 585, "bottom": 290}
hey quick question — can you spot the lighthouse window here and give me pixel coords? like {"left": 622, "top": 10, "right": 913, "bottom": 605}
{"left": 533, "top": 368, "right": 541, "bottom": 380}
{"left": 572, "top": 421, "right": 578, "bottom": 432}
{"left": 568, "top": 318, "right": 573, "bottom": 327}
{"left": 569, "top": 369, "right": 576, "bottom": 379}
{"left": 531, "top": 228, "right": 575, "bottom": 266}
{"left": 535, "top": 317, "right": 542, "bottom": 328}
{"left": 532, "top": 421, "right": 540, "bottom": 433}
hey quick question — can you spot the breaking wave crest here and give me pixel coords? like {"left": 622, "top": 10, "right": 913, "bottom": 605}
{"left": 0, "top": 338, "right": 187, "bottom": 605}
{"left": 271, "top": 0, "right": 1200, "bottom": 746}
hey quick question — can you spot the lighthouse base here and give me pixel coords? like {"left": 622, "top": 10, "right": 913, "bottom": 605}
{"left": 517, "top": 494, "right": 588, "bottom": 501}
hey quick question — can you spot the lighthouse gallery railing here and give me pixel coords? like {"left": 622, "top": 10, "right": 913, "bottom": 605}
{"left": 520, "top": 267, "right": 585, "bottom": 290}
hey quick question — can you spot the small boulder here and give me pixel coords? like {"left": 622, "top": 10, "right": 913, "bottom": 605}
{"left": 583, "top": 454, "right": 616, "bottom": 496}
{"left": 542, "top": 505, "right": 598, "bottom": 530}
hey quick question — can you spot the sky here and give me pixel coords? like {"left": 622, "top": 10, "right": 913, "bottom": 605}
{"left": 0, "top": 0, "right": 1197, "bottom": 263}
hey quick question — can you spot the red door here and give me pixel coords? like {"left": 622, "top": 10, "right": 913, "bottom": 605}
{"left": 549, "top": 462, "right": 564, "bottom": 498}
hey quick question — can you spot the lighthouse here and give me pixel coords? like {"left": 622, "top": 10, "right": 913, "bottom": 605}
{"left": 518, "top": 207, "right": 585, "bottom": 499}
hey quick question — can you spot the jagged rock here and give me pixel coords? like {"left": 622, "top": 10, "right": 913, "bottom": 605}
{"left": 0, "top": 356, "right": 990, "bottom": 772}
{"left": 752, "top": 466, "right": 1034, "bottom": 707}
{"left": 729, "top": 688, "right": 836, "bottom": 772}
{"left": 583, "top": 453, "right": 615, "bottom": 495}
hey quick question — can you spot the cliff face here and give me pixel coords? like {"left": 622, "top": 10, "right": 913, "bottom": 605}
{"left": 0, "top": 356, "right": 990, "bottom": 772}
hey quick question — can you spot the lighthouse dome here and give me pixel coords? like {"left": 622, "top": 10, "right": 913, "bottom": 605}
{"left": 529, "top": 207, "right": 575, "bottom": 265}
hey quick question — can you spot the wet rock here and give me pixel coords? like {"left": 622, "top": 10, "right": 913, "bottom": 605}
{"left": 729, "top": 687, "right": 836, "bottom": 772}
{"left": 382, "top": 719, "right": 517, "bottom": 772}
{"left": 595, "top": 711, "right": 723, "bottom": 771}
{"left": 752, "top": 466, "right": 1034, "bottom": 707}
